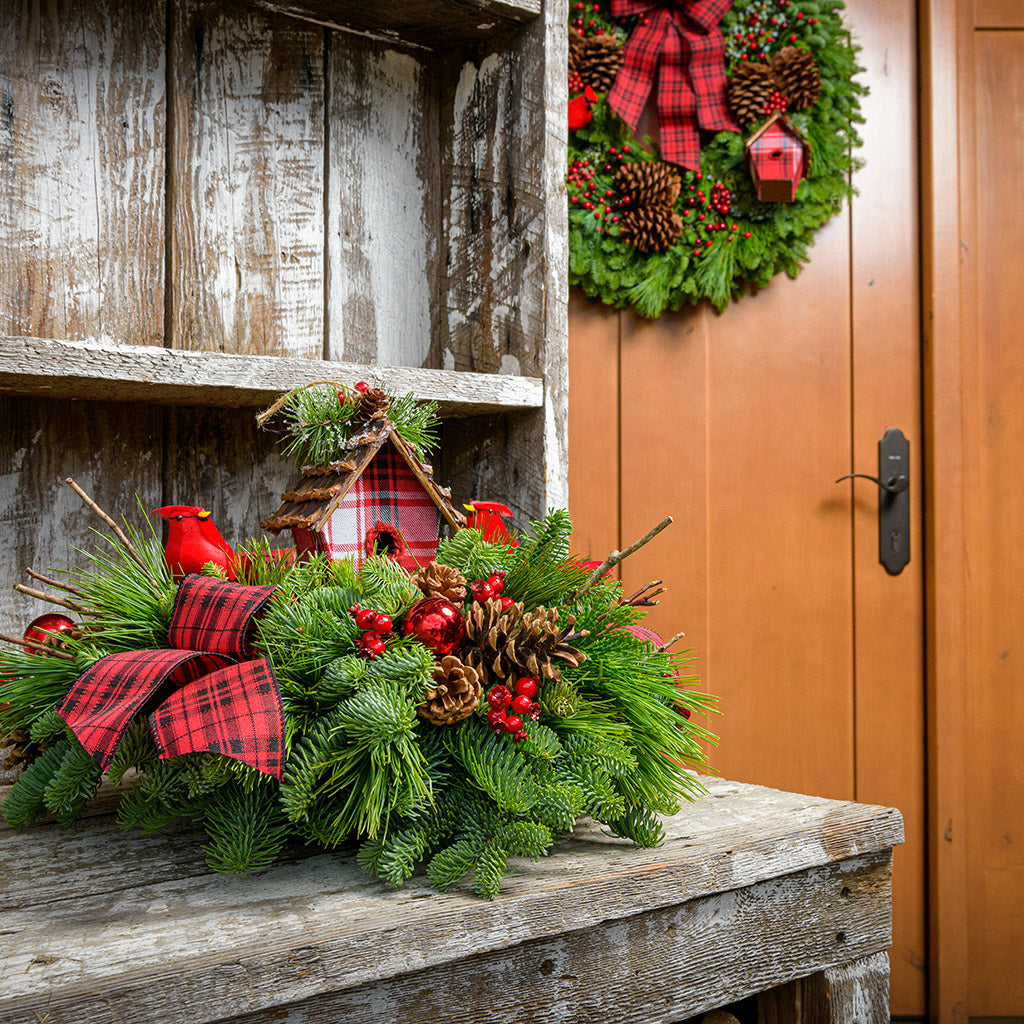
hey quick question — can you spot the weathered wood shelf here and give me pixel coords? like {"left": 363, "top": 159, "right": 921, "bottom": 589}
{"left": 0, "top": 338, "right": 544, "bottom": 416}
{"left": 0, "top": 777, "right": 903, "bottom": 1024}
{"left": 252, "top": 0, "right": 542, "bottom": 46}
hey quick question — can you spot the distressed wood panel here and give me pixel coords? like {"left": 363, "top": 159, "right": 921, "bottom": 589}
{"left": 171, "top": 0, "right": 325, "bottom": 357}
{"left": 326, "top": 37, "right": 438, "bottom": 367}
{"left": 0, "top": 397, "right": 164, "bottom": 637}
{"left": 0, "top": 778, "right": 901, "bottom": 1024}
{"left": 758, "top": 952, "right": 890, "bottom": 1024}
{"left": 0, "top": 0, "right": 165, "bottom": 345}
{"left": 251, "top": 0, "right": 541, "bottom": 48}
{"left": 0, "top": 336, "right": 544, "bottom": 413}
{"left": 221, "top": 855, "right": 893, "bottom": 1024}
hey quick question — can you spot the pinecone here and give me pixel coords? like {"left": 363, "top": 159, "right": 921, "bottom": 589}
{"left": 770, "top": 46, "right": 821, "bottom": 110}
{"left": 619, "top": 207, "right": 685, "bottom": 254}
{"left": 568, "top": 26, "right": 586, "bottom": 75}
{"left": 417, "top": 656, "right": 482, "bottom": 726}
{"left": 727, "top": 60, "right": 776, "bottom": 124}
{"left": 615, "top": 161, "right": 682, "bottom": 208}
{"left": 463, "top": 599, "right": 587, "bottom": 685}
{"left": 356, "top": 386, "right": 391, "bottom": 424}
{"left": 2, "top": 729, "right": 36, "bottom": 773}
{"left": 577, "top": 34, "right": 623, "bottom": 93}
{"left": 411, "top": 561, "right": 468, "bottom": 604}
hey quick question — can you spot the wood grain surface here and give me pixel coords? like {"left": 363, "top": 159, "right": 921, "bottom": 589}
{"left": 0, "top": 777, "right": 901, "bottom": 1024}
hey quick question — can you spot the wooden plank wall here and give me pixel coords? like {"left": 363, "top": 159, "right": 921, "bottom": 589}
{"left": 568, "top": 0, "right": 924, "bottom": 1014}
{"left": 0, "top": 0, "right": 566, "bottom": 637}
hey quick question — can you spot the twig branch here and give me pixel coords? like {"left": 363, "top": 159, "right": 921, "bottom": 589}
{"left": 64, "top": 478, "right": 157, "bottom": 582}
{"left": 574, "top": 516, "right": 674, "bottom": 599}
{"left": 255, "top": 379, "right": 347, "bottom": 429}
{"left": 13, "top": 583, "right": 89, "bottom": 614}
{"left": 660, "top": 631, "right": 687, "bottom": 652}
{"left": 25, "top": 568, "right": 86, "bottom": 598}
{"left": 621, "top": 579, "right": 666, "bottom": 607}
{"left": 0, "top": 632, "right": 77, "bottom": 661}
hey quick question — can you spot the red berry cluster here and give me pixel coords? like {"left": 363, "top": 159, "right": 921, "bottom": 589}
{"left": 764, "top": 90, "right": 788, "bottom": 115}
{"left": 569, "top": 69, "right": 585, "bottom": 95}
{"left": 486, "top": 677, "right": 541, "bottom": 742}
{"left": 710, "top": 182, "right": 733, "bottom": 215}
{"left": 682, "top": 175, "right": 751, "bottom": 254}
{"left": 566, "top": 148, "right": 631, "bottom": 234}
{"left": 349, "top": 604, "right": 394, "bottom": 658}
{"left": 471, "top": 571, "right": 514, "bottom": 610}
{"left": 569, "top": 1, "right": 611, "bottom": 37}
{"left": 724, "top": 1, "right": 818, "bottom": 62}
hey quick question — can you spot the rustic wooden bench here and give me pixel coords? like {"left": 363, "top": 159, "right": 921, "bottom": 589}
{"left": 0, "top": 777, "right": 902, "bottom": 1024}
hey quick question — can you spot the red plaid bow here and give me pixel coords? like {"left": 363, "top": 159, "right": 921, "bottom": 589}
{"left": 607, "top": 0, "right": 737, "bottom": 170}
{"left": 58, "top": 575, "right": 285, "bottom": 779}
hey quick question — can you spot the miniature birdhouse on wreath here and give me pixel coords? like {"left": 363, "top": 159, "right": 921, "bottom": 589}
{"left": 744, "top": 112, "right": 811, "bottom": 203}
{"left": 260, "top": 421, "right": 464, "bottom": 572}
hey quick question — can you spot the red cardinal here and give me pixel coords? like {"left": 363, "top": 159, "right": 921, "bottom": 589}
{"left": 568, "top": 85, "right": 598, "bottom": 132}
{"left": 154, "top": 505, "right": 236, "bottom": 581}
{"left": 463, "top": 501, "right": 518, "bottom": 545}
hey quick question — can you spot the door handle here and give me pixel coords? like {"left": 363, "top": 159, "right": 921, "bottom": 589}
{"left": 835, "top": 428, "right": 910, "bottom": 575}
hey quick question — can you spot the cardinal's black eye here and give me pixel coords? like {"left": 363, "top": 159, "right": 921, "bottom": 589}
{"left": 176, "top": 515, "right": 183, "bottom": 520}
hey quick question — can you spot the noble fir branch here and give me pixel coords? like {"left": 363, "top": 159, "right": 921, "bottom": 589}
{"left": 502, "top": 509, "right": 590, "bottom": 609}
{"left": 28, "top": 706, "right": 67, "bottom": 746}
{"left": 106, "top": 719, "right": 159, "bottom": 784}
{"left": 43, "top": 741, "right": 103, "bottom": 827}
{"left": 356, "top": 555, "right": 421, "bottom": 614}
{"left": 607, "top": 805, "right": 666, "bottom": 849}
{"left": 116, "top": 760, "right": 210, "bottom": 835}
{"left": 426, "top": 838, "right": 480, "bottom": 893}
{"left": 453, "top": 720, "right": 539, "bottom": 815}
{"left": 201, "top": 783, "right": 291, "bottom": 875}
{"left": 2, "top": 740, "right": 71, "bottom": 828}
{"left": 435, "top": 529, "right": 517, "bottom": 582}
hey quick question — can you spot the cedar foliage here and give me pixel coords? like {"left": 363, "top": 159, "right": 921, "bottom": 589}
{"left": 1, "top": 502, "right": 716, "bottom": 895}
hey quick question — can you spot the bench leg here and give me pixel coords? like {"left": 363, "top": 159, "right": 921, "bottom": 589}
{"left": 757, "top": 952, "right": 890, "bottom": 1024}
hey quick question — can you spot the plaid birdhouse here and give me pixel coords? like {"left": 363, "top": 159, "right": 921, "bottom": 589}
{"left": 744, "top": 112, "right": 811, "bottom": 203}
{"left": 260, "top": 422, "right": 463, "bottom": 571}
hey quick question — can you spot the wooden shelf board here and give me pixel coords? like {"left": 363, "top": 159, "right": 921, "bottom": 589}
{"left": 0, "top": 338, "right": 543, "bottom": 417}
{"left": 250, "top": 0, "right": 541, "bottom": 47}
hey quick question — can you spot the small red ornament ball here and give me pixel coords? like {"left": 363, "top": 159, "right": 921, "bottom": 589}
{"left": 23, "top": 613, "right": 76, "bottom": 654}
{"left": 355, "top": 381, "right": 369, "bottom": 392}
{"left": 401, "top": 598, "right": 466, "bottom": 656}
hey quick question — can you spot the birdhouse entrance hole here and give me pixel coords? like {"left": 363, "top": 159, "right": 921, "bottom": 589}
{"left": 365, "top": 522, "right": 406, "bottom": 561}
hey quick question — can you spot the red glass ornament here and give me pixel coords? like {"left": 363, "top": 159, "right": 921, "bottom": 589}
{"left": 401, "top": 598, "right": 466, "bottom": 656}
{"left": 23, "top": 613, "right": 76, "bottom": 654}
{"left": 511, "top": 694, "right": 532, "bottom": 716}
{"left": 514, "top": 677, "right": 538, "bottom": 698}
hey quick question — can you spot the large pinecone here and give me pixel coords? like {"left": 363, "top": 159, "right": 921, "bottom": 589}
{"left": 577, "top": 34, "right": 623, "bottom": 93}
{"left": 463, "top": 599, "right": 587, "bottom": 685}
{"left": 568, "top": 26, "right": 586, "bottom": 74}
{"left": 356, "top": 386, "right": 391, "bottom": 424}
{"left": 417, "top": 656, "right": 482, "bottom": 726}
{"left": 727, "top": 60, "right": 776, "bottom": 124}
{"left": 411, "top": 561, "right": 468, "bottom": 604}
{"left": 615, "top": 161, "right": 682, "bottom": 208}
{"left": 770, "top": 46, "right": 821, "bottom": 110}
{"left": 619, "top": 207, "right": 684, "bottom": 254}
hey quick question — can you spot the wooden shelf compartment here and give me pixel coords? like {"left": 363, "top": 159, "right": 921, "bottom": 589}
{"left": 251, "top": 0, "right": 542, "bottom": 47}
{"left": 0, "top": 338, "right": 544, "bottom": 417}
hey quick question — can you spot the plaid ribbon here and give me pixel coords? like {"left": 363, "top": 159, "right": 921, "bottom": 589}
{"left": 606, "top": 0, "right": 737, "bottom": 170}
{"left": 58, "top": 575, "right": 285, "bottom": 778}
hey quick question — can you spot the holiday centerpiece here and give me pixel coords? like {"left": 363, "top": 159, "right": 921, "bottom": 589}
{"left": 0, "top": 383, "right": 715, "bottom": 898}
{"left": 568, "top": 0, "right": 866, "bottom": 315}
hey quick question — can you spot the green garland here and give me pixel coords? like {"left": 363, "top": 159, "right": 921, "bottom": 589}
{"left": 568, "top": 0, "right": 866, "bottom": 316}
{"left": 1, "top": 393, "right": 717, "bottom": 898}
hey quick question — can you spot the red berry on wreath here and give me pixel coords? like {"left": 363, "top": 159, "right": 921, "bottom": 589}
{"left": 511, "top": 694, "right": 532, "bottom": 716}
{"left": 487, "top": 685, "right": 513, "bottom": 709}
{"left": 355, "top": 381, "right": 369, "bottom": 392}
{"left": 504, "top": 715, "right": 523, "bottom": 734}
{"left": 472, "top": 581, "right": 495, "bottom": 602}
{"left": 487, "top": 707, "right": 507, "bottom": 727}
{"left": 528, "top": 703, "right": 542, "bottom": 722}
{"left": 500, "top": 596, "right": 515, "bottom": 611}
{"left": 512, "top": 729, "right": 528, "bottom": 743}
{"left": 372, "top": 613, "right": 393, "bottom": 636}
{"left": 354, "top": 607, "right": 378, "bottom": 630}
{"left": 515, "top": 676, "right": 539, "bottom": 698}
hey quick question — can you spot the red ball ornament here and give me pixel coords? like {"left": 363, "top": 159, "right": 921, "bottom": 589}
{"left": 401, "top": 598, "right": 466, "bottom": 656}
{"left": 355, "top": 381, "right": 369, "bottom": 392}
{"left": 23, "top": 613, "right": 77, "bottom": 654}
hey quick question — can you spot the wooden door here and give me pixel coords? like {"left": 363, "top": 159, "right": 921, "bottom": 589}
{"left": 924, "top": 1, "right": 1024, "bottom": 1018}
{"left": 569, "top": 0, "right": 926, "bottom": 1014}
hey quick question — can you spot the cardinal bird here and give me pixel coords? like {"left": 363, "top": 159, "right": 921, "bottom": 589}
{"left": 464, "top": 501, "right": 518, "bottom": 545}
{"left": 568, "top": 85, "right": 598, "bottom": 132}
{"left": 154, "top": 505, "right": 236, "bottom": 581}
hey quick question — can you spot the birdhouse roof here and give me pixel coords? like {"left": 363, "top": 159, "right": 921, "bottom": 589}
{"left": 260, "top": 420, "right": 464, "bottom": 535}
{"left": 744, "top": 111, "right": 811, "bottom": 162}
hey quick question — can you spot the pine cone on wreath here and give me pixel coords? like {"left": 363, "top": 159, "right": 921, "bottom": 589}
{"left": 568, "top": 26, "right": 586, "bottom": 75}
{"left": 411, "top": 561, "right": 468, "bottom": 604}
{"left": 464, "top": 599, "right": 587, "bottom": 685}
{"left": 619, "top": 206, "right": 685, "bottom": 254}
{"left": 577, "top": 34, "right": 623, "bottom": 93}
{"left": 770, "top": 46, "right": 821, "bottom": 110}
{"left": 356, "top": 386, "right": 391, "bottom": 424}
{"left": 418, "top": 656, "right": 482, "bottom": 726}
{"left": 615, "top": 161, "right": 682, "bottom": 209}
{"left": 727, "top": 60, "right": 776, "bottom": 124}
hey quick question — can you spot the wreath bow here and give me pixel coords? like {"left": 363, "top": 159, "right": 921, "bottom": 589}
{"left": 57, "top": 575, "right": 285, "bottom": 779}
{"left": 606, "top": 0, "right": 737, "bottom": 170}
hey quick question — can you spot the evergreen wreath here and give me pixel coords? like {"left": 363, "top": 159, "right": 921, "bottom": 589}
{"left": 568, "top": 0, "right": 866, "bottom": 316}
{"left": 1, "top": 387, "right": 716, "bottom": 899}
